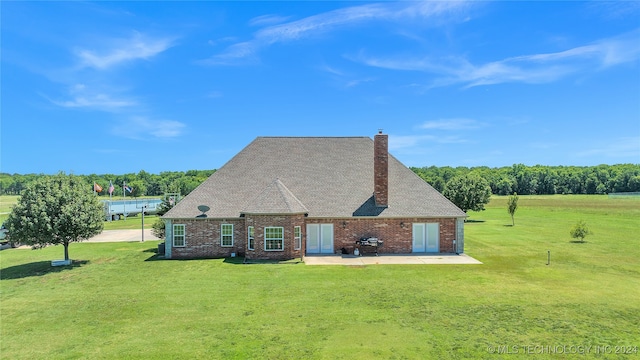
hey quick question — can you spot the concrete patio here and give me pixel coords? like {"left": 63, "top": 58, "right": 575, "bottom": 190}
{"left": 303, "top": 253, "right": 482, "bottom": 265}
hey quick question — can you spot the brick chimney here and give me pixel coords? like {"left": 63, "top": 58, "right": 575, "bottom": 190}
{"left": 374, "top": 130, "right": 388, "bottom": 207}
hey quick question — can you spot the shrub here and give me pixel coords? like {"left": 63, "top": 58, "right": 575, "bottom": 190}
{"left": 570, "top": 220, "right": 592, "bottom": 243}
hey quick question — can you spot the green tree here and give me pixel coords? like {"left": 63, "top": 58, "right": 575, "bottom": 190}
{"left": 5, "top": 174, "right": 103, "bottom": 261}
{"left": 443, "top": 173, "right": 492, "bottom": 213}
{"left": 151, "top": 219, "right": 166, "bottom": 239}
{"left": 570, "top": 220, "right": 592, "bottom": 243}
{"left": 127, "top": 179, "right": 147, "bottom": 197}
{"left": 151, "top": 195, "right": 180, "bottom": 239}
{"left": 507, "top": 192, "right": 519, "bottom": 226}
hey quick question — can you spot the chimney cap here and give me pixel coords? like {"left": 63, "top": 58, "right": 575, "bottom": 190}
{"left": 378, "top": 129, "right": 383, "bottom": 134}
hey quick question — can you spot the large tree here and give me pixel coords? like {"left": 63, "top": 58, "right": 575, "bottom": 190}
{"left": 5, "top": 173, "right": 104, "bottom": 262}
{"left": 443, "top": 173, "right": 492, "bottom": 213}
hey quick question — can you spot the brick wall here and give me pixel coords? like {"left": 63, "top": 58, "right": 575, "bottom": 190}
{"left": 169, "top": 216, "right": 458, "bottom": 259}
{"left": 306, "top": 217, "right": 457, "bottom": 254}
{"left": 244, "top": 214, "right": 306, "bottom": 260}
{"left": 170, "top": 218, "right": 245, "bottom": 259}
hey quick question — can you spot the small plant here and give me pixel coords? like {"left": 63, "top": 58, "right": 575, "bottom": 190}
{"left": 570, "top": 220, "right": 592, "bottom": 243}
{"left": 507, "top": 192, "right": 519, "bottom": 226}
{"left": 151, "top": 218, "right": 166, "bottom": 239}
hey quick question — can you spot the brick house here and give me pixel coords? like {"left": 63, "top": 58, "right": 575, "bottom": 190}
{"left": 162, "top": 132, "right": 467, "bottom": 260}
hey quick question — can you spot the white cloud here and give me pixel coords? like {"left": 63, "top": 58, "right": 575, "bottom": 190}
{"left": 202, "top": 41, "right": 258, "bottom": 65}
{"left": 319, "top": 64, "right": 345, "bottom": 76}
{"left": 47, "top": 83, "right": 136, "bottom": 111}
{"left": 75, "top": 32, "right": 175, "bottom": 70}
{"left": 151, "top": 120, "right": 186, "bottom": 138}
{"left": 357, "top": 29, "right": 640, "bottom": 88}
{"left": 587, "top": 1, "right": 640, "bottom": 20}
{"left": 51, "top": 94, "right": 135, "bottom": 109}
{"left": 113, "top": 116, "right": 186, "bottom": 139}
{"left": 529, "top": 142, "right": 558, "bottom": 150}
{"left": 204, "top": 1, "right": 473, "bottom": 65}
{"left": 576, "top": 137, "right": 640, "bottom": 159}
{"left": 207, "top": 37, "right": 237, "bottom": 47}
{"left": 420, "top": 118, "right": 484, "bottom": 130}
{"left": 249, "top": 14, "right": 292, "bottom": 27}
{"left": 206, "top": 91, "right": 223, "bottom": 99}
{"left": 389, "top": 134, "right": 467, "bottom": 151}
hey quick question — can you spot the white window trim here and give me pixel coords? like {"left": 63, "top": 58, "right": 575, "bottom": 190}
{"left": 221, "top": 224, "right": 234, "bottom": 247}
{"left": 264, "top": 226, "right": 284, "bottom": 251}
{"left": 294, "top": 226, "right": 301, "bottom": 250}
{"left": 247, "top": 226, "right": 255, "bottom": 251}
{"left": 173, "top": 224, "right": 186, "bottom": 247}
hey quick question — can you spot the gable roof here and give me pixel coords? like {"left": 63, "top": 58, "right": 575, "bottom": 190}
{"left": 241, "top": 178, "right": 308, "bottom": 215}
{"left": 164, "top": 136, "right": 466, "bottom": 219}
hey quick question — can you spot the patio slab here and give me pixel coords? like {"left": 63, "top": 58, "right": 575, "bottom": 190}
{"left": 303, "top": 253, "right": 482, "bottom": 265}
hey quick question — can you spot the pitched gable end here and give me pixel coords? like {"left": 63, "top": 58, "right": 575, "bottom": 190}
{"left": 241, "top": 178, "right": 309, "bottom": 215}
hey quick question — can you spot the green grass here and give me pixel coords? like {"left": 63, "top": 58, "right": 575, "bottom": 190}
{"left": 1, "top": 195, "right": 639, "bottom": 359}
{"left": 102, "top": 214, "right": 159, "bottom": 230}
{"left": 0, "top": 195, "right": 19, "bottom": 224}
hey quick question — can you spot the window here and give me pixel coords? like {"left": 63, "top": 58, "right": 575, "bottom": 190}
{"left": 264, "top": 227, "right": 284, "bottom": 251}
{"left": 221, "top": 224, "right": 233, "bottom": 247}
{"left": 247, "top": 226, "right": 255, "bottom": 250}
{"left": 294, "top": 226, "right": 301, "bottom": 250}
{"left": 173, "top": 224, "right": 185, "bottom": 247}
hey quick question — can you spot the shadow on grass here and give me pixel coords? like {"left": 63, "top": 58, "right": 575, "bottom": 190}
{"left": 142, "top": 244, "right": 164, "bottom": 261}
{"left": 144, "top": 253, "right": 163, "bottom": 262}
{"left": 225, "top": 257, "right": 303, "bottom": 265}
{"left": 569, "top": 240, "right": 588, "bottom": 244}
{"left": 465, "top": 219, "right": 485, "bottom": 223}
{"left": 142, "top": 254, "right": 303, "bottom": 265}
{"left": 0, "top": 260, "right": 89, "bottom": 280}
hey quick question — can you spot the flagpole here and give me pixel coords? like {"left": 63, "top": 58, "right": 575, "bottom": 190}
{"left": 109, "top": 181, "right": 113, "bottom": 222}
{"left": 123, "top": 181, "right": 127, "bottom": 221}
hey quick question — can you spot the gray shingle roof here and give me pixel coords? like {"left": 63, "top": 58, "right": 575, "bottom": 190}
{"left": 164, "top": 136, "right": 466, "bottom": 219}
{"left": 241, "top": 178, "right": 309, "bottom": 215}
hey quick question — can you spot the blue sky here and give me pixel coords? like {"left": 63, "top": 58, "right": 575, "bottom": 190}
{"left": 2, "top": 1, "right": 639, "bottom": 174}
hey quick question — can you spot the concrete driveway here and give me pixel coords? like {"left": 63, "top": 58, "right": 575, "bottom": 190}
{"left": 2, "top": 230, "right": 161, "bottom": 249}
{"left": 85, "top": 229, "right": 160, "bottom": 243}
{"left": 303, "top": 253, "right": 482, "bottom": 265}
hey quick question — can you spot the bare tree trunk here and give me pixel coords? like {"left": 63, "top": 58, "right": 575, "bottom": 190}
{"left": 64, "top": 240, "right": 69, "bottom": 261}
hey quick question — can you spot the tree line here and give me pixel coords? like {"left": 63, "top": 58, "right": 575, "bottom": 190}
{"left": 1, "top": 164, "right": 638, "bottom": 198}
{"left": 0, "top": 170, "right": 215, "bottom": 197}
{"left": 411, "top": 164, "right": 640, "bottom": 195}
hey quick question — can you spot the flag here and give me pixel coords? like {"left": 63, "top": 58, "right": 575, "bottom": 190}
{"left": 94, "top": 183, "right": 103, "bottom": 192}
{"left": 108, "top": 181, "right": 114, "bottom": 195}
{"left": 124, "top": 185, "right": 133, "bottom": 193}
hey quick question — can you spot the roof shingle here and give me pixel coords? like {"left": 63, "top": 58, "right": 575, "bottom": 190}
{"left": 164, "top": 136, "right": 466, "bottom": 219}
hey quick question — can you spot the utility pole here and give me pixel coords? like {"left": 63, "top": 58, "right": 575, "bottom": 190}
{"left": 141, "top": 205, "right": 146, "bottom": 242}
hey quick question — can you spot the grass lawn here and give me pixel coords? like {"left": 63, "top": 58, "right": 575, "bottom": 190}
{"left": 0, "top": 195, "right": 19, "bottom": 224}
{"left": 1, "top": 195, "right": 639, "bottom": 359}
{"left": 102, "top": 214, "right": 159, "bottom": 230}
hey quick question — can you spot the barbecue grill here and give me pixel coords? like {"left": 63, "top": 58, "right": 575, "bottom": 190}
{"left": 355, "top": 237, "right": 383, "bottom": 256}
